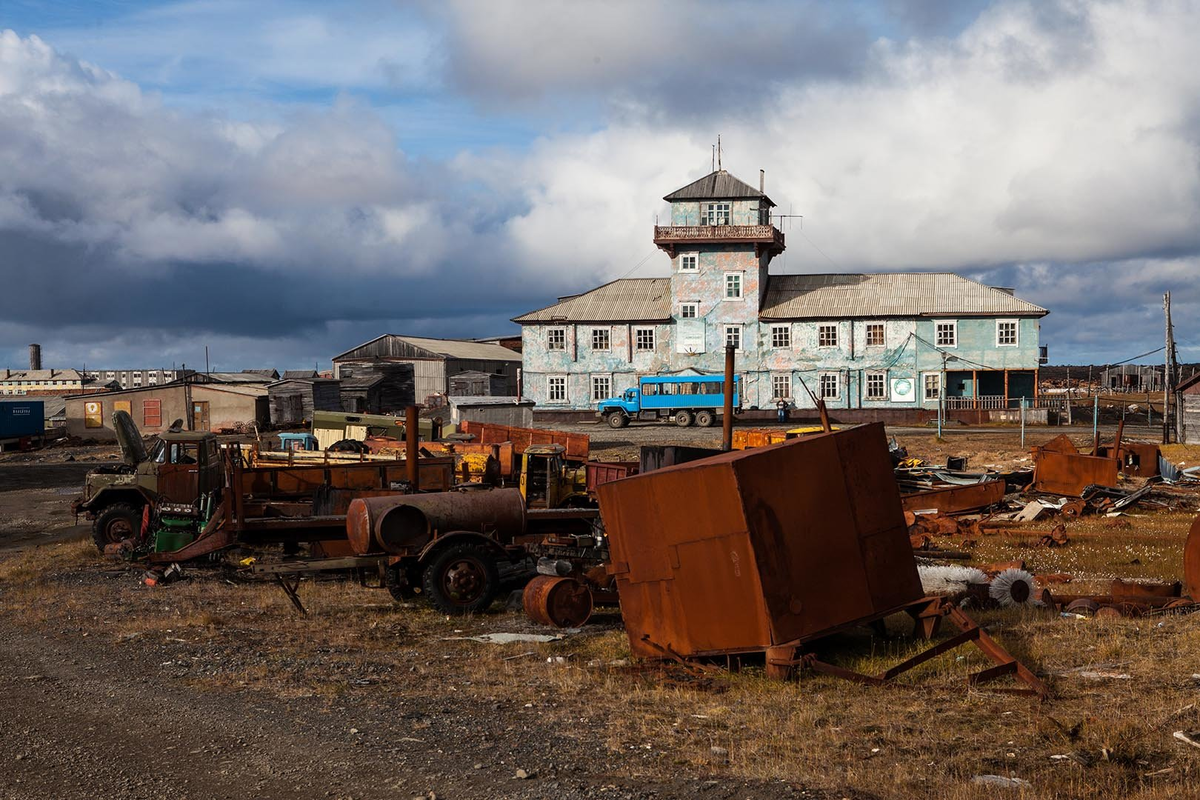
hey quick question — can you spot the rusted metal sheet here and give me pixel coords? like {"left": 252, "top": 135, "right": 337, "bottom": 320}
{"left": 459, "top": 420, "right": 588, "bottom": 461}
{"left": 366, "top": 437, "right": 515, "bottom": 479}
{"left": 523, "top": 575, "right": 593, "bottom": 628}
{"left": 1186, "top": 514, "right": 1200, "bottom": 600}
{"left": 598, "top": 422, "right": 922, "bottom": 659}
{"left": 1031, "top": 435, "right": 1118, "bottom": 496}
{"left": 236, "top": 458, "right": 454, "bottom": 497}
{"left": 900, "top": 479, "right": 1006, "bottom": 516}
{"left": 345, "top": 488, "right": 526, "bottom": 555}
{"left": 731, "top": 428, "right": 787, "bottom": 449}
{"left": 584, "top": 461, "right": 638, "bottom": 494}
{"left": 1096, "top": 442, "right": 1161, "bottom": 478}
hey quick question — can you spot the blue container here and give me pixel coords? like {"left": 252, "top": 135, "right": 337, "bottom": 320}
{"left": 0, "top": 401, "right": 44, "bottom": 438}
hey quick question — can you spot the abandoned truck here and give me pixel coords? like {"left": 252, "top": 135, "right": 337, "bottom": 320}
{"left": 596, "top": 374, "right": 741, "bottom": 428}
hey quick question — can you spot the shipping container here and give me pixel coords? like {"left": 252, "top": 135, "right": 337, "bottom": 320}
{"left": 0, "top": 401, "right": 44, "bottom": 438}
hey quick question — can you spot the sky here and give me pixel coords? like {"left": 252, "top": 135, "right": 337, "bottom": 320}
{"left": 1, "top": 0, "right": 1198, "bottom": 372}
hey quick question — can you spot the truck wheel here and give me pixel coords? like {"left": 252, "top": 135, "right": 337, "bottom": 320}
{"left": 384, "top": 563, "right": 421, "bottom": 601}
{"left": 422, "top": 544, "right": 501, "bottom": 615}
{"left": 695, "top": 410, "right": 715, "bottom": 427}
{"left": 674, "top": 410, "right": 694, "bottom": 427}
{"left": 91, "top": 503, "right": 142, "bottom": 551}
{"left": 607, "top": 413, "right": 629, "bottom": 429}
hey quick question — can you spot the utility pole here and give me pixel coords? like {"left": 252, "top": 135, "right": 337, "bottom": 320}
{"left": 1066, "top": 366, "right": 1073, "bottom": 425}
{"left": 1164, "top": 291, "right": 1175, "bottom": 444}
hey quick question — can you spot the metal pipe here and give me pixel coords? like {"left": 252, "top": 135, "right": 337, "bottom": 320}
{"left": 722, "top": 344, "right": 734, "bottom": 451}
{"left": 405, "top": 405, "right": 419, "bottom": 490}
{"left": 1020, "top": 397, "right": 1026, "bottom": 449}
{"left": 346, "top": 488, "right": 527, "bottom": 555}
{"left": 1092, "top": 395, "right": 1099, "bottom": 451}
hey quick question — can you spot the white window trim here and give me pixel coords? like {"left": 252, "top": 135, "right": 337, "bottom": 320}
{"left": 679, "top": 302, "right": 699, "bottom": 319}
{"left": 678, "top": 252, "right": 699, "bottom": 273}
{"left": 591, "top": 326, "right": 611, "bottom": 351}
{"left": 934, "top": 319, "right": 958, "bottom": 349}
{"left": 922, "top": 372, "right": 942, "bottom": 403}
{"left": 723, "top": 271, "right": 744, "bottom": 301}
{"left": 995, "top": 319, "right": 1019, "bottom": 347}
{"left": 547, "top": 374, "right": 568, "bottom": 404}
{"left": 770, "top": 324, "right": 791, "bottom": 349}
{"left": 865, "top": 321, "right": 886, "bottom": 347}
{"left": 723, "top": 324, "right": 743, "bottom": 352}
{"left": 547, "top": 326, "right": 567, "bottom": 351}
{"left": 633, "top": 327, "right": 656, "bottom": 352}
{"left": 771, "top": 373, "right": 792, "bottom": 400}
{"left": 865, "top": 371, "right": 888, "bottom": 401}
{"left": 590, "top": 373, "right": 613, "bottom": 402}
{"left": 817, "top": 323, "right": 839, "bottom": 349}
{"left": 819, "top": 371, "right": 841, "bottom": 400}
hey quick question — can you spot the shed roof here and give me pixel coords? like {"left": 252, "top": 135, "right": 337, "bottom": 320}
{"left": 513, "top": 278, "right": 672, "bottom": 324}
{"left": 663, "top": 169, "right": 775, "bottom": 207}
{"left": 332, "top": 335, "right": 522, "bottom": 363}
{"left": 760, "top": 273, "right": 1047, "bottom": 320}
{"left": 282, "top": 369, "right": 319, "bottom": 380}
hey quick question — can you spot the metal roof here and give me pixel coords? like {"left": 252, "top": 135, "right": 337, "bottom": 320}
{"left": 332, "top": 335, "right": 522, "bottom": 362}
{"left": 513, "top": 278, "right": 672, "bottom": 324}
{"left": 760, "top": 273, "right": 1048, "bottom": 319}
{"left": 663, "top": 169, "right": 775, "bottom": 207}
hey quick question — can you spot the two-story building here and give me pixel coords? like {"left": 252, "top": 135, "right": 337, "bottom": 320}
{"left": 514, "top": 168, "right": 1048, "bottom": 417}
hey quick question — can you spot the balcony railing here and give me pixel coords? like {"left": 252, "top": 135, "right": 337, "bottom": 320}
{"left": 944, "top": 396, "right": 1067, "bottom": 410}
{"left": 654, "top": 224, "right": 783, "bottom": 244}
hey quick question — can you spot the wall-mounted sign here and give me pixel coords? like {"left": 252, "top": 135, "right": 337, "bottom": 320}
{"left": 676, "top": 321, "right": 706, "bottom": 354}
{"left": 890, "top": 377, "right": 915, "bottom": 402}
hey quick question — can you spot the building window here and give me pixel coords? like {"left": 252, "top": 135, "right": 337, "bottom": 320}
{"left": 634, "top": 327, "right": 656, "bottom": 351}
{"left": 547, "top": 375, "right": 567, "bottom": 403}
{"left": 679, "top": 253, "right": 698, "bottom": 272}
{"left": 705, "top": 202, "right": 731, "bottom": 225}
{"left": 866, "top": 323, "right": 885, "bottom": 347}
{"left": 724, "top": 272, "right": 743, "bottom": 300}
{"left": 772, "top": 374, "right": 791, "bottom": 400}
{"left": 591, "top": 375, "right": 611, "bottom": 402}
{"left": 819, "top": 372, "right": 840, "bottom": 400}
{"left": 680, "top": 302, "right": 698, "bottom": 319}
{"left": 818, "top": 324, "right": 838, "bottom": 348}
{"left": 547, "top": 328, "right": 566, "bottom": 351}
{"left": 771, "top": 325, "right": 790, "bottom": 348}
{"left": 591, "top": 328, "right": 610, "bottom": 351}
{"left": 936, "top": 321, "right": 957, "bottom": 347}
{"left": 724, "top": 324, "right": 742, "bottom": 351}
{"left": 996, "top": 320, "right": 1018, "bottom": 346}
{"left": 923, "top": 373, "right": 940, "bottom": 401}
{"left": 866, "top": 372, "right": 887, "bottom": 400}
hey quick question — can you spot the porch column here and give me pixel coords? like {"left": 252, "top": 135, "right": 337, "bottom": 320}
{"left": 972, "top": 370, "right": 978, "bottom": 410}
{"left": 1004, "top": 369, "right": 1010, "bottom": 405}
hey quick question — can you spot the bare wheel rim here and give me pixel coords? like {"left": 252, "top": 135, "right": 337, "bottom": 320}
{"left": 442, "top": 558, "right": 487, "bottom": 605}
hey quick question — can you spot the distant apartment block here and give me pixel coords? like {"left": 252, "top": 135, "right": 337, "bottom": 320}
{"left": 82, "top": 368, "right": 194, "bottom": 390}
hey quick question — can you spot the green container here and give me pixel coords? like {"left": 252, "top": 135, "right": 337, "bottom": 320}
{"left": 154, "top": 528, "right": 194, "bottom": 553}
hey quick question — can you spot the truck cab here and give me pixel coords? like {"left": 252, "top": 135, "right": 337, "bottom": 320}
{"left": 73, "top": 411, "right": 223, "bottom": 550}
{"left": 596, "top": 389, "right": 641, "bottom": 428}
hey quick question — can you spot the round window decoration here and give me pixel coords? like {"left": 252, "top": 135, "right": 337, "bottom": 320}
{"left": 891, "top": 378, "right": 914, "bottom": 400}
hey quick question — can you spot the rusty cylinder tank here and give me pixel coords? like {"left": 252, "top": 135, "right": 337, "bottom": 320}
{"left": 523, "top": 575, "right": 593, "bottom": 628}
{"left": 346, "top": 488, "right": 526, "bottom": 555}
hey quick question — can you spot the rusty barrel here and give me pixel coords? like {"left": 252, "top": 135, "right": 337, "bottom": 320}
{"left": 523, "top": 575, "right": 593, "bottom": 628}
{"left": 346, "top": 488, "right": 526, "bottom": 555}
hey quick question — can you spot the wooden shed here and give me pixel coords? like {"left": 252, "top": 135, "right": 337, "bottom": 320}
{"left": 267, "top": 378, "right": 341, "bottom": 426}
{"left": 335, "top": 362, "right": 415, "bottom": 413}
{"left": 448, "top": 370, "right": 508, "bottom": 397}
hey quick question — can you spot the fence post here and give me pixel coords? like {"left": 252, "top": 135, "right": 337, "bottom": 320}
{"left": 1020, "top": 397, "right": 1027, "bottom": 449}
{"left": 1092, "top": 395, "right": 1099, "bottom": 445}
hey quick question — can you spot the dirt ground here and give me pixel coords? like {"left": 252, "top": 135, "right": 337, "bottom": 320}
{"left": 3, "top": 425, "right": 1200, "bottom": 799}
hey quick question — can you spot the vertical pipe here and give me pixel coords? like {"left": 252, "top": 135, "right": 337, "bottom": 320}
{"left": 406, "top": 405, "right": 420, "bottom": 491}
{"left": 1092, "top": 395, "right": 1100, "bottom": 454}
{"left": 1020, "top": 397, "right": 1026, "bottom": 449}
{"left": 722, "top": 345, "right": 734, "bottom": 451}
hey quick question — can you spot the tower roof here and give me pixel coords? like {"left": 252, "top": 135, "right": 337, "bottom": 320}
{"left": 663, "top": 169, "right": 775, "bottom": 207}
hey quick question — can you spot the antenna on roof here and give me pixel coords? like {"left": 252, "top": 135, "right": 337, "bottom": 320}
{"left": 711, "top": 143, "right": 715, "bottom": 172}
{"left": 717, "top": 134, "right": 722, "bottom": 170}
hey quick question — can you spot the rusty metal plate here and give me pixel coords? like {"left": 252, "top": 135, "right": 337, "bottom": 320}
{"left": 900, "top": 480, "right": 1006, "bottom": 516}
{"left": 598, "top": 422, "right": 922, "bottom": 659}
{"left": 1032, "top": 450, "right": 1119, "bottom": 496}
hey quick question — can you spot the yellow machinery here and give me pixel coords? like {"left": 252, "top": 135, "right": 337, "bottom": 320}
{"left": 518, "top": 444, "right": 589, "bottom": 508}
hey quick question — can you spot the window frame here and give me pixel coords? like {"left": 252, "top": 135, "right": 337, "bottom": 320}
{"left": 935, "top": 320, "right": 958, "bottom": 348}
{"left": 817, "top": 323, "right": 839, "bottom": 349}
{"left": 591, "top": 327, "right": 611, "bottom": 352}
{"left": 634, "top": 327, "right": 656, "bottom": 352}
{"left": 770, "top": 324, "right": 791, "bottom": 349}
{"left": 865, "top": 371, "right": 888, "bottom": 401}
{"left": 723, "top": 324, "right": 743, "bottom": 352}
{"left": 819, "top": 372, "right": 840, "bottom": 400}
{"left": 771, "top": 373, "right": 792, "bottom": 400}
{"left": 922, "top": 372, "right": 941, "bottom": 402}
{"left": 678, "top": 252, "right": 699, "bottom": 273}
{"left": 705, "top": 202, "right": 731, "bottom": 226}
{"left": 590, "top": 374, "right": 612, "bottom": 402}
{"left": 723, "top": 271, "right": 744, "bottom": 301}
{"left": 546, "top": 327, "right": 567, "bottom": 351}
{"left": 679, "top": 302, "right": 699, "bottom": 319}
{"left": 996, "top": 319, "right": 1019, "bottom": 347}
{"left": 865, "top": 322, "right": 886, "bottom": 348}
{"left": 547, "top": 375, "right": 567, "bottom": 404}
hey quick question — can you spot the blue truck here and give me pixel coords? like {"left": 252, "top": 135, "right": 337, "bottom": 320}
{"left": 597, "top": 375, "right": 741, "bottom": 429}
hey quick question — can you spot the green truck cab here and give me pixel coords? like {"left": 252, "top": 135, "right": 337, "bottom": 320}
{"left": 73, "top": 411, "right": 223, "bottom": 550}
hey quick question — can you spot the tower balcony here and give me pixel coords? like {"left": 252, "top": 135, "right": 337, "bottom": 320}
{"left": 653, "top": 224, "right": 786, "bottom": 260}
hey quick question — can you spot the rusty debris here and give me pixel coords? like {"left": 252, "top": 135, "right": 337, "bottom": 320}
{"left": 1031, "top": 434, "right": 1119, "bottom": 496}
